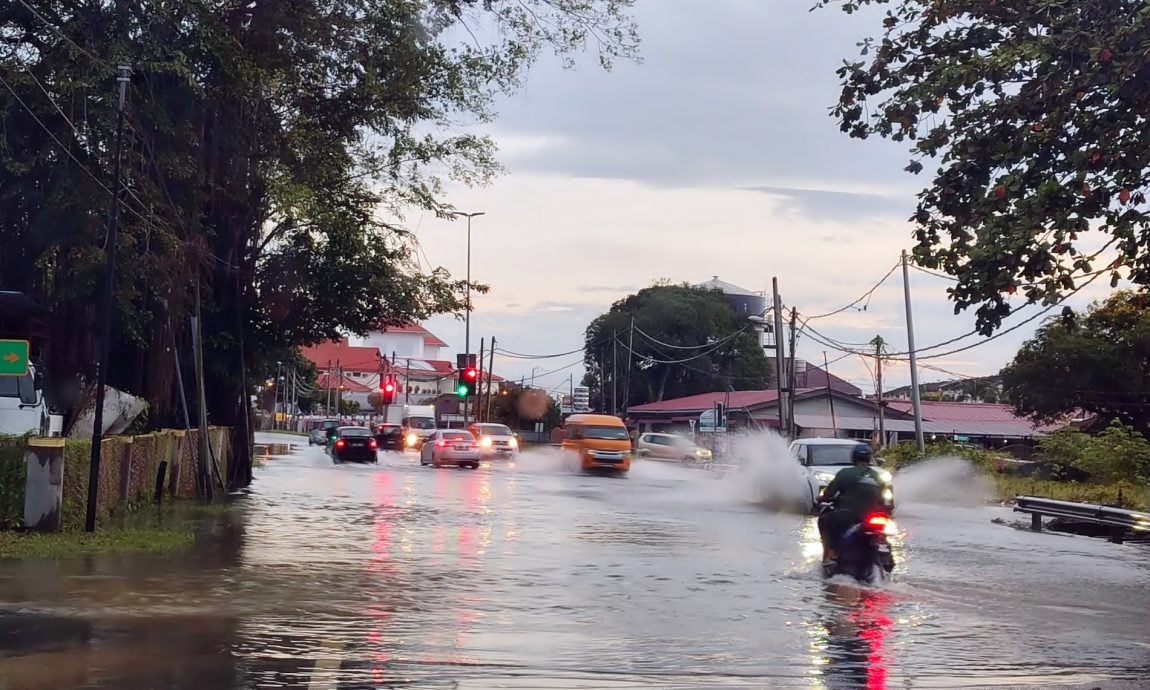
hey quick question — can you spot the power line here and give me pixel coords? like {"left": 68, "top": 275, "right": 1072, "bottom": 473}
{"left": 633, "top": 323, "right": 751, "bottom": 350}
{"left": 802, "top": 260, "right": 900, "bottom": 321}
{"left": 13, "top": 0, "right": 110, "bottom": 69}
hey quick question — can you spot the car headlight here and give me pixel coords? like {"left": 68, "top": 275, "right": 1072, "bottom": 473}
{"left": 481, "top": 437, "right": 492, "bottom": 448}
{"left": 509, "top": 437, "right": 518, "bottom": 449}
{"left": 405, "top": 433, "right": 417, "bottom": 446}
{"left": 814, "top": 471, "right": 837, "bottom": 483}
{"left": 877, "top": 469, "right": 893, "bottom": 484}
{"left": 882, "top": 488, "right": 894, "bottom": 502}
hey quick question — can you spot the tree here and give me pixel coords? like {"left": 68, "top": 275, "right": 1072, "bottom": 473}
{"left": 583, "top": 284, "right": 771, "bottom": 409}
{"left": 1000, "top": 291, "right": 1150, "bottom": 437}
{"left": 821, "top": 0, "right": 1150, "bottom": 334}
{"left": 1, "top": 0, "right": 638, "bottom": 487}
{"left": 339, "top": 399, "right": 361, "bottom": 416}
{"left": 487, "top": 384, "right": 561, "bottom": 431}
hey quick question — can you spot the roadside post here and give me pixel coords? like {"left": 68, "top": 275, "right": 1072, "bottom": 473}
{"left": 23, "top": 437, "right": 65, "bottom": 532}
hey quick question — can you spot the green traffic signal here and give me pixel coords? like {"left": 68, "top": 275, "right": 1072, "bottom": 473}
{"left": 456, "top": 384, "right": 470, "bottom": 398}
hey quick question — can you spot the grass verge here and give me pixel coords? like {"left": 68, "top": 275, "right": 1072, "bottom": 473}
{"left": 992, "top": 475, "right": 1149, "bottom": 510}
{"left": 0, "top": 528, "right": 195, "bottom": 560}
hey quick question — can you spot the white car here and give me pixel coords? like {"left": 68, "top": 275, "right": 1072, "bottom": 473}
{"left": 789, "top": 438, "right": 893, "bottom": 513}
{"left": 420, "top": 429, "right": 481, "bottom": 469}
{"left": 468, "top": 423, "right": 519, "bottom": 458}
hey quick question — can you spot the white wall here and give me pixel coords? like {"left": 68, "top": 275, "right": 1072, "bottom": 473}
{"left": 363, "top": 332, "right": 425, "bottom": 359}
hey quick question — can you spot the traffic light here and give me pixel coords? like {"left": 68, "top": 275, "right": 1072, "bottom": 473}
{"left": 381, "top": 377, "right": 397, "bottom": 405}
{"left": 457, "top": 364, "right": 478, "bottom": 398}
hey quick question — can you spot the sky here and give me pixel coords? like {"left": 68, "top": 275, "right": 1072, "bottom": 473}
{"left": 408, "top": 0, "right": 1119, "bottom": 396}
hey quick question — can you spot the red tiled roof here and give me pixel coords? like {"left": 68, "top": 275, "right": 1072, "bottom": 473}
{"left": 885, "top": 400, "right": 1063, "bottom": 434}
{"left": 796, "top": 366, "right": 861, "bottom": 396}
{"left": 629, "top": 389, "right": 782, "bottom": 413}
{"left": 316, "top": 372, "right": 373, "bottom": 393}
{"left": 382, "top": 323, "right": 429, "bottom": 335}
{"left": 424, "top": 360, "right": 455, "bottom": 375}
{"left": 301, "top": 340, "right": 381, "bottom": 373}
{"left": 423, "top": 334, "right": 449, "bottom": 348}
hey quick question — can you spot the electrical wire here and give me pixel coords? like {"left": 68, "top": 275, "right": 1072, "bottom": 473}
{"left": 633, "top": 323, "right": 751, "bottom": 350}
{"left": 13, "top": 0, "right": 110, "bottom": 69}
{"left": 801, "top": 260, "right": 900, "bottom": 321}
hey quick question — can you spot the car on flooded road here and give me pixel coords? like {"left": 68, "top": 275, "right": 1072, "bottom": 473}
{"left": 468, "top": 422, "right": 518, "bottom": 458}
{"left": 635, "top": 432, "right": 712, "bottom": 464}
{"left": 420, "top": 429, "right": 481, "bottom": 469}
{"left": 790, "top": 437, "right": 893, "bottom": 512}
{"left": 329, "top": 426, "right": 379, "bottom": 464}
{"left": 561, "top": 413, "right": 632, "bottom": 473}
{"left": 374, "top": 422, "right": 405, "bottom": 452}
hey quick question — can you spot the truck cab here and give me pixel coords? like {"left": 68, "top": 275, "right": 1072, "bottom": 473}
{"left": 0, "top": 363, "right": 46, "bottom": 435}
{"left": 400, "top": 405, "right": 438, "bottom": 450}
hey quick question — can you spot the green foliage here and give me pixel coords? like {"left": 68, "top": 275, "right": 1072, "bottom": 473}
{"left": 339, "top": 399, "right": 361, "bottom": 416}
{"left": 583, "top": 284, "right": 771, "bottom": 407}
{"left": 879, "top": 439, "right": 1000, "bottom": 472}
{"left": 488, "top": 384, "right": 561, "bottom": 431}
{"left": 992, "top": 475, "right": 1145, "bottom": 511}
{"left": 0, "top": 0, "right": 638, "bottom": 459}
{"left": 1001, "top": 291, "right": 1150, "bottom": 436}
{"left": 820, "top": 0, "right": 1150, "bottom": 334}
{"left": 1044, "top": 421, "right": 1150, "bottom": 485}
{"left": 0, "top": 435, "right": 28, "bottom": 530}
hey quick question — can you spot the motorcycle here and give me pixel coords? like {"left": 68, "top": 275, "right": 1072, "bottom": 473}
{"left": 820, "top": 505, "right": 897, "bottom": 584}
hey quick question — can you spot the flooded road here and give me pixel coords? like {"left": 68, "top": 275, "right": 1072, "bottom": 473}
{"left": 1, "top": 432, "right": 1148, "bottom": 689}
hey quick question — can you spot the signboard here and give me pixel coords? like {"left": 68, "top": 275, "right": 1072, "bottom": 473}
{"left": 559, "top": 394, "right": 573, "bottom": 415}
{"left": 572, "top": 386, "right": 590, "bottom": 412}
{"left": 697, "top": 408, "right": 727, "bottom": 433}
{"left": 0, "top": 339, "right": 30, "bottom": 377}
{"left": 954, "top": 435, "right": 971, "bottom": 443}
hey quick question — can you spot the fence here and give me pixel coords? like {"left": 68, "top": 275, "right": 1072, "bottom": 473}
{"left": 0, "top": 427, "right": 233, "bottom": 531}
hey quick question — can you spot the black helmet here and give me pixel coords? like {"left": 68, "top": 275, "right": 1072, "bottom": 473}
{"left": 851, "top": 444, "right": 873, "bottom": 464}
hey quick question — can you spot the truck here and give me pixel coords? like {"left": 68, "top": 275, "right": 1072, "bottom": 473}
{"left": 0, "top": 361, "right": 47, "bottom": 436}
{"left": 382, "top": 404, "right": 437, "bottom": 450}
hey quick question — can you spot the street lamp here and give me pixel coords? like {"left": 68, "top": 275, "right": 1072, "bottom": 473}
{"left": 455, "top": 211, "right": 485, "bottom": 423}
{"left": 530, "top": 366, "right": 541, "bottom": 387}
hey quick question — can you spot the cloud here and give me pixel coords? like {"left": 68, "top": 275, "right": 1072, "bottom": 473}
{"left": 745, "top": 185, "right": 911, "bottom": 223}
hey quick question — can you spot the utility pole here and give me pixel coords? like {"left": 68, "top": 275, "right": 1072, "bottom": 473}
{"left": 486, "top": 337, "right": 496, "bottom": 422}
{"left": 787, "top": 307, "right": 798, "bottom": 439}
{"left": 458, "top": 211, "right": 484, "bottom": 426}
{"left": 771, "top": 278, "right": 787, "bottom": 435}
{"left": 823, "top": 351, "right": 838, "bottom": 437}
{"left": 872, "top": 335, "right": 885, "bottom": 447}
{"left": 599, "top": 351, "right": 606, "bottom": 413}
{"left": 325, "top": 360, "right": 332, "bottom": 414}
{"left": 477, "top": 338, "right": 486, "bottom": 424}
{"left": 404, "top": 357, "right": 411, "bottom": 405}
{"left": 192, "top": 278, "right": 213, "bottom": 500}
{"left": 84, "top": 65, "right": 131, "bottom": 533}
{"left": 622, "top": 316, "right": 635, "bottom": 415}
{"left": 611, "top": 330, "right": 618, "bottom": 416}
{"left": 273, "top": 361, "right": 282, "bottom": 430}
{"left": 901, "top": 250, "right": 926, "bottom": 451}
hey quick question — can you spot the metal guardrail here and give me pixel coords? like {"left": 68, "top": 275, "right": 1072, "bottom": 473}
{"left": 1013, "top": 495, "right": 1150, "bottom": 544}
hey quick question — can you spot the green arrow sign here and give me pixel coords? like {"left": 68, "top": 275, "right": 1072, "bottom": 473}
{"left": 0, "top": 339, "right": 30, "bottom": 376}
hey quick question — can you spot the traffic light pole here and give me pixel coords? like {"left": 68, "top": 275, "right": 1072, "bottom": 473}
{"left": 458, "top": 211, "right": 484, "bottom": 425}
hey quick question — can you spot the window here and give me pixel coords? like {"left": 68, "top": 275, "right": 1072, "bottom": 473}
{"left": 476, "top": 424, "right": 512, "bottom": 436}
{"left": 340, "top": 427, "right": 372, "bottom": 437}
{"left": 807, "top": 444, "right": 864, "bottom": 466}
{"left": 583, "top": 426, "right": 629, "bottom": 441}
{"left": 0, "top": 374, "right": 37, "bottom": 405}
{"left": 442, "top": 431, "right": 471, "bottom": 442}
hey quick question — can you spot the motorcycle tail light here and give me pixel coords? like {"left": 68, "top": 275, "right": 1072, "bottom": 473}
{"left": 865, "top": 513, "right": 890, "bottom": 531}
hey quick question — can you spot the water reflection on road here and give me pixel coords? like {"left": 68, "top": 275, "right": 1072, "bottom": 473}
{"left": 1, "top": 433, "right": 1148, "bottom": 689}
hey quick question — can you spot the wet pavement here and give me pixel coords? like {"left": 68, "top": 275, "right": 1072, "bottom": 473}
{"left": 1, "top": 432, "right": 1148, "bottom": 689}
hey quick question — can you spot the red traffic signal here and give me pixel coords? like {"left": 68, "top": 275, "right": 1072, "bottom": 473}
{"left": 463, "top": 366, "right": 478, "bottom": 382}
{"left": 381, "top": 377, "right": 397, "bottom": 404}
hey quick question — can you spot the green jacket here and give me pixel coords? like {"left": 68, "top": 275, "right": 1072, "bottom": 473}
{"left": 823, "top": 464, "right": 885, "bottom": 517}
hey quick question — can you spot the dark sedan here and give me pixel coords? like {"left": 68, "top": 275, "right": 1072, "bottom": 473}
{"left": 374, "top": 423, "right": 405, "bottom": 451}
{"left": 330, "top": 426, "right": 378, "bottom": 464}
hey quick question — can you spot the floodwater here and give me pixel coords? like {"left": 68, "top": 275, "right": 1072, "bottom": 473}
{"left": 1, "top": 432, "right": 1148, "bottom": 689}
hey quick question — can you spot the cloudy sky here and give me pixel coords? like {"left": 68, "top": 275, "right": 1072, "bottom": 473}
{"left": 410, "top": 0, "right": 1117, "bottom": 396}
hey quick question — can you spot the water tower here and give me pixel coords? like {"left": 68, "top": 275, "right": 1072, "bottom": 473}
{"left": 694, "top": 277, "right": 772, "bottom": 351}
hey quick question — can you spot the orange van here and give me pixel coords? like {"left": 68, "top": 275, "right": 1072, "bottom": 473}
{"left": 561, "top": 414, "right": 632, "bottom": 473}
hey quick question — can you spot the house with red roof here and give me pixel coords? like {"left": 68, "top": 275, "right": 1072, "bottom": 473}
{"left": 626, "top": 363, "right": 1060, "bottom": 447}
{"left": 301, "top": 324, "right": 502, "bottom": 410}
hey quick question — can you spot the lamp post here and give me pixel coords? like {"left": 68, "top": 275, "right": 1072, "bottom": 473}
{"left": 530, "top": 366, "right": 541, "bottom": 388}
{"left": 456, "top": 211, "right": 485, "bottom": 423}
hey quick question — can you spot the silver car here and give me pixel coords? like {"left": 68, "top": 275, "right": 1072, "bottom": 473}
{"left": 468, "top": 423, "right": 519, "bottom": 458}
{"left": 420, "top": 430, "right": 481, "bottom": 469}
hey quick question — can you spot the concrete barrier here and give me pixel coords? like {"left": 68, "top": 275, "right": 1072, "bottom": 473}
{"left": 23, "top": 437, "right": 65, "bottom": 532}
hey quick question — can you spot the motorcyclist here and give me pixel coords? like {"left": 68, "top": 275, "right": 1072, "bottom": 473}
{"left": 817, "top": 444, "right": 886, "bottom": 570}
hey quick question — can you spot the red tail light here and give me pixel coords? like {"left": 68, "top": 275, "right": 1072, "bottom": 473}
{"left": 334, "top": 439, "right": 346, "bottom": 449}
{"left": 436, "top": 439, "right": 447, "bottom": 448}
{"left": 368, "top": 438, "right": 378, "bottom": 449}
{"left": 865, "top": 513, "right": 890, "bottom": 530}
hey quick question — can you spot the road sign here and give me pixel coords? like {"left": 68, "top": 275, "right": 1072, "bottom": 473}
{"left": 572, "top": 386, "right": 590, "bottom": 412}
{"left": 0, "top": 339, "right": 29, "bottom": 376}
{"left": 697, "top": 408, "right": 727, "bottom": 433}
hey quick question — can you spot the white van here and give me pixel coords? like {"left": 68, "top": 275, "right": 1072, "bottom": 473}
{"left": 789, "top": 437, "right": 893, "bottom": 512}
{"left": 0, "top": 363, "right": 46, "bottom": 435}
